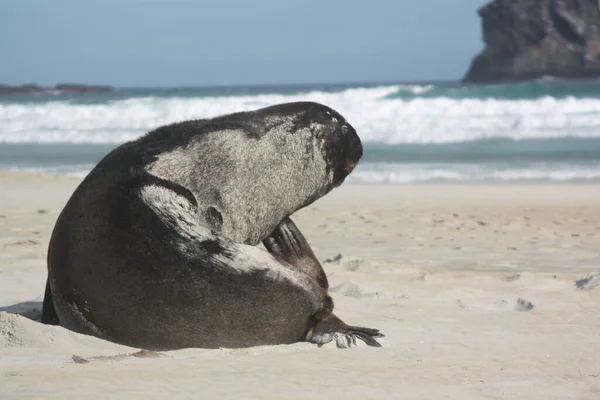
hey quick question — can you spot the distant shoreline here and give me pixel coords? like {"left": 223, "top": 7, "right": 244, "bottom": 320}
{"left": 0, "top": 79, "right": 455, "bottom": 94}
{"left": 0, "top": 83, "right": 114, "bottom": 96}
{"left": 6, "top": 77, "right": 600, "bottom": 94}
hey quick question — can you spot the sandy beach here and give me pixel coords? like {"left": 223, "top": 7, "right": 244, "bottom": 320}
{"left": 1, "top": 171, "right": 599, "bottom": 399}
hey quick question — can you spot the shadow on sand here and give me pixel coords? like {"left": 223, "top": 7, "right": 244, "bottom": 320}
{"left": 0, "top": 301, "right": 43, "bottom": 322}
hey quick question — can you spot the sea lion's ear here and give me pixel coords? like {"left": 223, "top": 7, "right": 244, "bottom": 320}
{"left": 205, "top": 206, "right": 223, "bottom": 233}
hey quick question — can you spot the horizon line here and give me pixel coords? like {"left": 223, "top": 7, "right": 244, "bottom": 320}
{"left": 2, "top": 78, "right": 463, "bottom": 90}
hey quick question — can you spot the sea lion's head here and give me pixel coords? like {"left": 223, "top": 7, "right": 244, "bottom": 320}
{"left": 250, "top": 101, "right": 363, "bottom": 189}
{"left": 217, "top": 101, "right": 363, "bottom": 242}
{"left": 144, "top": 101, "right": 362, "bottom": 244}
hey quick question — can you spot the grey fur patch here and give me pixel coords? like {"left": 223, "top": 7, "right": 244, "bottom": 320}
{"left": 145, "top": 123, "right": 333, "bottom": 245}
{"left": 138, "top": 184, "right": 209, "bottom": 254}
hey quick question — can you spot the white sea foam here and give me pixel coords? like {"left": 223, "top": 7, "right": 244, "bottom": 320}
{"left": 3, "top": 86, "right": 600, "bottom": 144}
{"left": 394, "top": 84, "right": 435, "bottom": 95}
{"left": 348, "top": 162, "right": 600, "bottom": 183}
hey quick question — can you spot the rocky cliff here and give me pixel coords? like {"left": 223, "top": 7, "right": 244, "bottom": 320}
{"left": 463, "top": 0, "right": 600, "bottom": 83}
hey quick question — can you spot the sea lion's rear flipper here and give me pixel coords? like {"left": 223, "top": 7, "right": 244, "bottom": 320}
{"left": 41, "top": 278, "right": 60, "bottom": 325}
{"left": 306, "top": 313, "right": 384, "bottom": 348}
{"left": 263, "top": 217, "right": 329, "bottom": 290}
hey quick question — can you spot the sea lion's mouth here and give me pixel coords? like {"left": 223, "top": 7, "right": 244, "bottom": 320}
{"left": 344, "top": 160, "right": 358, "bottom": 173}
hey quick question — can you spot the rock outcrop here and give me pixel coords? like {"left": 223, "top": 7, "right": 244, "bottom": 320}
{"left": 0, "top": 84, "right": 45, "bottom": 95}
{"left": 463, "top": 0, "right": 600, "bottom": 83}
{"left": 54, "top": 83, "right": 114, "bottom": 94}
{"left": 0, "top": 83, "right": 114, "bottom": 96}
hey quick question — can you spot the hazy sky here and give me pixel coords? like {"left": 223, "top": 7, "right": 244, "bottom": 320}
{"left": 1, "top": 0, "right": 490, "bottom": 86}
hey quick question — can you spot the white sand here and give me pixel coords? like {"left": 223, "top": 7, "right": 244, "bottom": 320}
{"left": 1, "top": 171, "right": 599, "bottom": 399}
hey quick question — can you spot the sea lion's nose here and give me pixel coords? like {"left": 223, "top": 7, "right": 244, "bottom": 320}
{"left": 331, "top": 122, "right": 363, "bottom": 184}
{"left": 344, "top": 124, "right": 362, "bottom": 165}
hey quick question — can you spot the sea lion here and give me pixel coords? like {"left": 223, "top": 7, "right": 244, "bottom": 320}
{"left": 41, "top": 101, "right": 383, "bottom": 350}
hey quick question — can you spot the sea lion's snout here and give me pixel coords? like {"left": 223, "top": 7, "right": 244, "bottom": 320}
{"left": 344, "top": 160, "right": 358, "bottom": 174}
{"left": 282, "top": 101, "right": 362, "bottom": 185}
{"left": 327, "top": 121, "right": 362, "bottom": 185}
{"left": 341, "top": 124, "right": 362, "bottom": 173}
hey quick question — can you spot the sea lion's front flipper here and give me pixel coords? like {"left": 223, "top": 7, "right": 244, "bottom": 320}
{"left": 306, "top": 313, "right": 384, "bottom": 348}
{"left": 263, "top": 218, "right": 384, "bottom": 348}
{"left": 263, "top": 217, "right": 329, "bottom": 290}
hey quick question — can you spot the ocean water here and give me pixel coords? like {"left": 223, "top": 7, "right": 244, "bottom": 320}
{"left": 2, "top": 79, "right": 600, "bottom": 183}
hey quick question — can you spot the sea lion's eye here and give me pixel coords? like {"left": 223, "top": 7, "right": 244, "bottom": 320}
{"left": 324, "top": 111, "right": 338, "bottom": 123}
